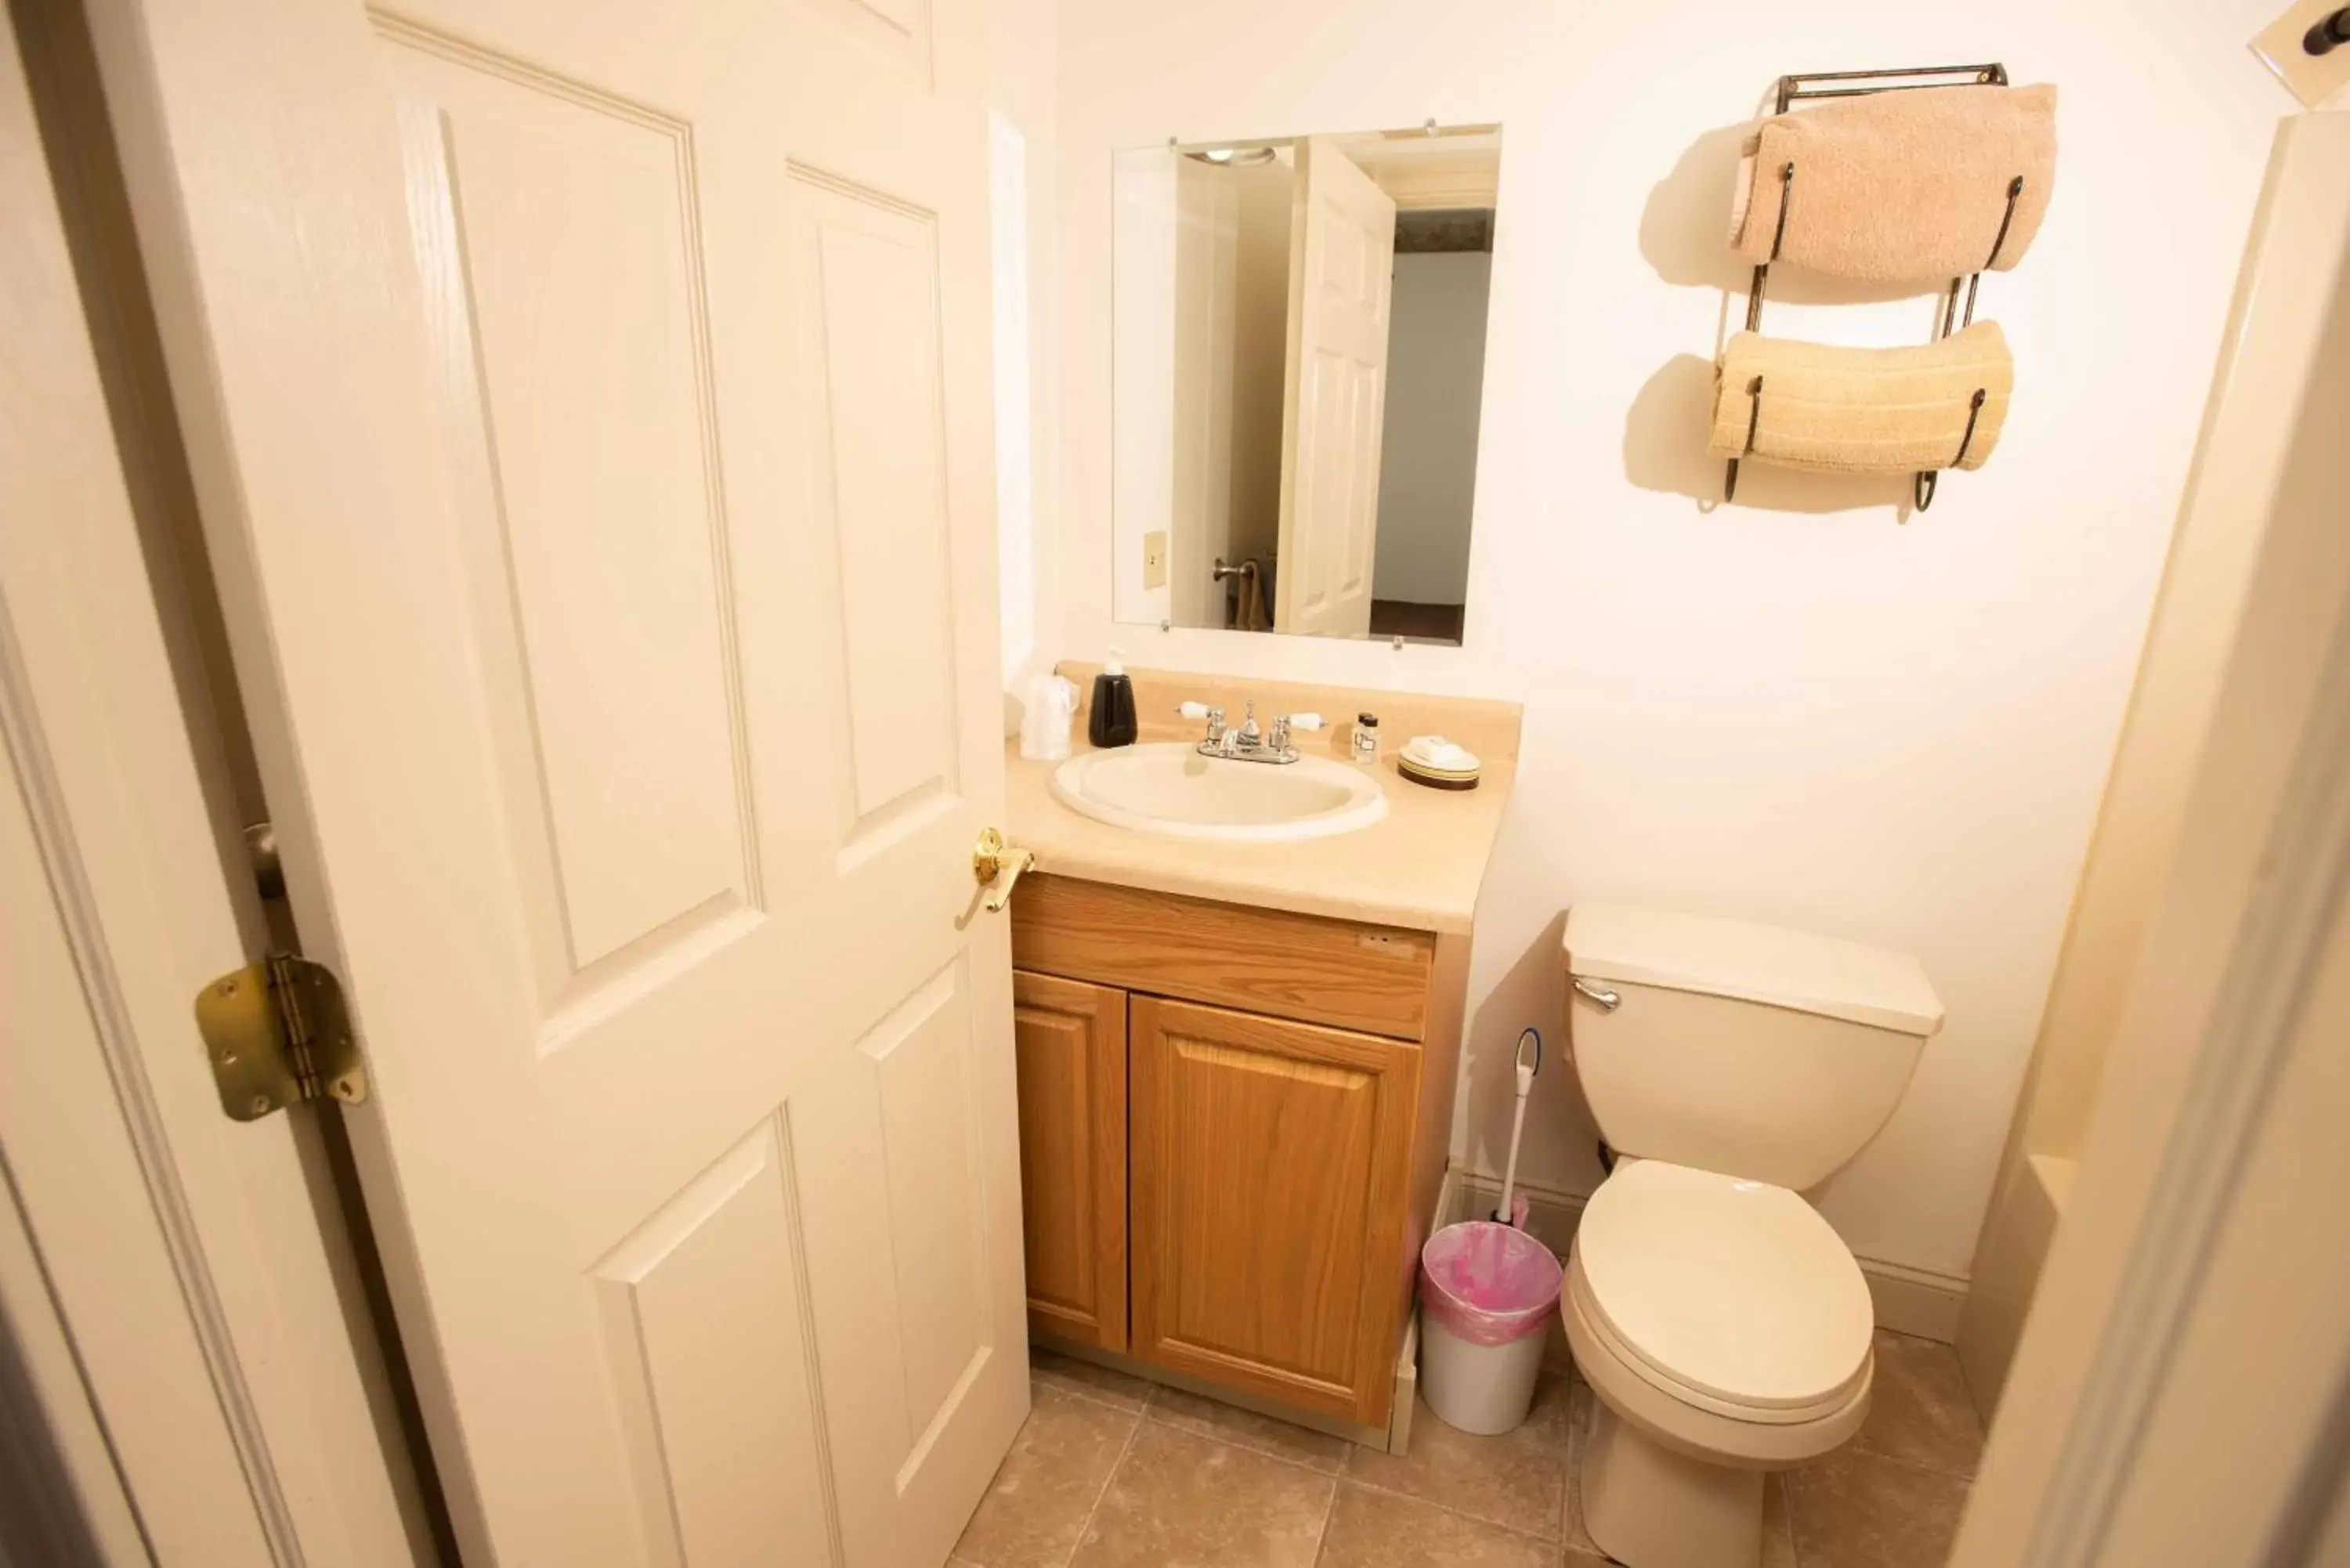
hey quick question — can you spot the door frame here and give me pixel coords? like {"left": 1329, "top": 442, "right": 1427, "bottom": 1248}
{"left": 0, "top": 2, "right": 427, "bottom": 1561}
{"left": 1950, "top": 110, "right": 2350, "bottom": 1568}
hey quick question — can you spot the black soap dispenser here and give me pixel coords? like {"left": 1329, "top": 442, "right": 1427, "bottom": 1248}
{"left": 1087, "top": 646, "right": 1138, "bottom": 748}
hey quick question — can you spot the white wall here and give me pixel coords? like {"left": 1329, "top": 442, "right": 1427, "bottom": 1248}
{"left": 1373, "top": 249, "right": 1490, "bottom": 606}
{"left": 987, "top": 0, "right": 1060, "bottom": 689}
{"left": 1035, "top": 0, "right": 2291, "bottom": 1280}
{"left": 1109, "top": 150, "right": 1176, "bottom": 627}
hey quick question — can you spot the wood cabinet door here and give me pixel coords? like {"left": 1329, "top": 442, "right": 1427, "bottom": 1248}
{"left": 1130, "top": 996, "right": 1421, "bottom": 1425}
{"left": 1013, "top": 972, "right": 1129, "bottom": 1350}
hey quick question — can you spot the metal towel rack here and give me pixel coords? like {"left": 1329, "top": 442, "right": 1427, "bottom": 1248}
{"left": 1726, "top": 63, "right": 2019, "bottom": 512}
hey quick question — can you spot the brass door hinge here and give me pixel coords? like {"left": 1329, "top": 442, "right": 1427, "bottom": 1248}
{"left": 196, "top": 954, "right": 367, "bottom": 1122}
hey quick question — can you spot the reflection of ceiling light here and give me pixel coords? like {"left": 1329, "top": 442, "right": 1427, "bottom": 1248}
{"left": 1183, "top": 146, "right": 1277, "bottom": 167}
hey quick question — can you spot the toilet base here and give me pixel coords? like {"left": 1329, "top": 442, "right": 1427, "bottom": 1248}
{"left": 1582, "top": 1398, "right": 1766, "bottom": 1568}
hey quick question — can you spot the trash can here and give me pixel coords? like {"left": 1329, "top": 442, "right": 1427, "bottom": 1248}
{"left": 1417, "top": 1219, "right": 1564, "bottom": 1436}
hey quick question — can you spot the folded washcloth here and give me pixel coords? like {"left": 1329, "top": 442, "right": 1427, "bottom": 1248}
{"left": 1706, "top": 322, "right": 2013, "bottom": 475}
{"left": 1730, "top": 85, "right": 2057, "bottom": 283}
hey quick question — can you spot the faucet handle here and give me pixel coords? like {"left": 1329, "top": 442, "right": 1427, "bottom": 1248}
{"left": 1178, "top": 699, "right": 1226, "bottom": 742}
{"left": 1281, "top": 712, "right": 1325, "bottom": 732}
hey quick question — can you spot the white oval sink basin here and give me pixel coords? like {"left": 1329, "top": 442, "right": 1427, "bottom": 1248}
{"left": 1051, "top": 742, "right": 1388, "bottom": 841}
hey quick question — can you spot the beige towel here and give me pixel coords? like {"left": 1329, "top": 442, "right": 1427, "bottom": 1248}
{"left": 1730, "top": 85, "right": 2056, "bottom": 282}
{"left": 1230, "top": 559, "right": 1271, "bottom": 632}
{"left": 1707, "top": 322, "right": 2013, "bottom": 475}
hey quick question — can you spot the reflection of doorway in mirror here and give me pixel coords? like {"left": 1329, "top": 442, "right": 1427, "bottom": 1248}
{"left": 1371, "top": 211, "right": 1493, "bottom": 646}
{"left": 1114, "top": 125, "right": 1500, "bottom": 644}
{"left": 1276, "top": 136, "right": 1397, "bottom": 638}
{"left": 1167, "top": 150, "right": 1291, "bottom": 631}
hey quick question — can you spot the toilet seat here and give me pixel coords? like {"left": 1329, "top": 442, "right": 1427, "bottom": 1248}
{"left": 1574, "top": 1161, "right": 1873, "bottom": 1420}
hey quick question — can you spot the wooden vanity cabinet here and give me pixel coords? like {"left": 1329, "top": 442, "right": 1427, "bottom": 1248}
{"left": 1010, "top": 972, "right": 1127, "bottom": 1351}
{"left": 1011, "top": 874, "right": 1463, "bottom": 1434}
{"left": 1128, "top": 996, "right": 1419, "bottom": 1425}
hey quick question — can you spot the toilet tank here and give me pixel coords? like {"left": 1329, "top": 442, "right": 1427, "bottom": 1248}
{"left": 1562, "top": 905, "right": 1943, "bottom": 1191}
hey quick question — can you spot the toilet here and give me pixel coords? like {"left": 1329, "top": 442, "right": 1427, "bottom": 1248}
{"left": 1559, "top": 904, "right": 1943, "bottom": 1568}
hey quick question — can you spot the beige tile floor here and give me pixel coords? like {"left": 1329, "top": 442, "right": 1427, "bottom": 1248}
{"left": 952, "top": 1331, "right": 1984, "bottom": 1568}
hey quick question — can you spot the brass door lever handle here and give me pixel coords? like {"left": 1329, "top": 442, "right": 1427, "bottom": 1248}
{"left": 973, "top": 828, "right": 1034, "bottom": 913}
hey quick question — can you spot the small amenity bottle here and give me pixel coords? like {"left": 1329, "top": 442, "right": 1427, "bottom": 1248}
{"left": 1087, "top": 647, "right": 1138, "bottom": 748}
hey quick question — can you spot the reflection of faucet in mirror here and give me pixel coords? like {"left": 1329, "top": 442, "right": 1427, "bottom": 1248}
{"left": 1112, "top": 124, "right": 1502, "bottom": 647}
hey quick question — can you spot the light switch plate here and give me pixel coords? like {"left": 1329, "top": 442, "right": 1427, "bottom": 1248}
{"left": 1142, "top": 530, "right": 1168, "bottom": 590}
{"left": 2252, "top": 0, "right": 2350, "bottom": 109}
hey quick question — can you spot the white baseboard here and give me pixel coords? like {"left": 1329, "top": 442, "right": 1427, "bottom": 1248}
{"left": 1448, "top": 1168, "right": 1969, "bottom": 1345}
{"left": 1855, "top": 1255, "right": 1969, "bottom": 1343}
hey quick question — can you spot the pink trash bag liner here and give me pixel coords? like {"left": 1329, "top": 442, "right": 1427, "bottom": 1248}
{"left": 1419, "top": 1220, "right": 1564, "bottom": 1348}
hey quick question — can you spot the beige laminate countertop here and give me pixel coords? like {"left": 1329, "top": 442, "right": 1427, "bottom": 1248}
{"left": 1003, "top": 738, "right": 1513, "bottom": 935}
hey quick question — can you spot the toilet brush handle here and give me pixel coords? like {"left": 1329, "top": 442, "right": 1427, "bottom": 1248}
{"left": 1497, "top": 1026, "right": 1541, "bottom": 1226}
{"left": 1497, "top": 1092, "right": 1529, "bottom": 1226}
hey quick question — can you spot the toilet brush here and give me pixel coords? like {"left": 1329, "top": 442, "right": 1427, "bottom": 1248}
{"left": 1495, "top": 1028, "right": 1542, "bottom": 1227}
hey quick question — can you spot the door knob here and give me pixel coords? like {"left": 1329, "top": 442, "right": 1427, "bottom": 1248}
{"left": 972, "top": 828, "right": 1034, "bottom": 913}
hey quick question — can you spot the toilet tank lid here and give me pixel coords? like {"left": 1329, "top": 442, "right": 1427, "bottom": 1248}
{"left": 1564, "top": 904, "right": 1944, "bottom": 1036}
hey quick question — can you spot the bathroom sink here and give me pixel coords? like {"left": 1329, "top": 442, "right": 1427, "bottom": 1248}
{"left": 1050, "top": 742, "right": 1388, "bottom": 841}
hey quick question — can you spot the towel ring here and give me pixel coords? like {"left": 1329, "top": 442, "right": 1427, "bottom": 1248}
{"left": 1914, "top": 387, "right": 1990, "bottom": 510}
{"left": 1934, "top": 176, "right": 2026, "bottom": 339}
{"left": 1915, "top": 175, "right": 2022, "bottom": 510}
{"left": 1728, "top": 63, "right": 2014, "bottom": 511}
{"left": 1729, "top": 164, "right": 1791, "bottom": 499}
{"left": 1725, "top": 374, "right": 1766, "bottom": 503}
{"left": 1742, "top": 162, "right": 1795, "bottom": 334}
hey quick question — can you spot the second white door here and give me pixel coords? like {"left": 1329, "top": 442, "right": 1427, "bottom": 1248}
{"left": 1275, "top": 136, "right": 1397, "bottom": 638}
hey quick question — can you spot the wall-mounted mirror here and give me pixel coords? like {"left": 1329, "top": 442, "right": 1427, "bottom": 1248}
{"left": 1112, "top": 124, "right": 1501, "bottom": 645}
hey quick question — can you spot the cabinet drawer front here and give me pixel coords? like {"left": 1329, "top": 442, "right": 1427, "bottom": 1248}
{"left": 1012, "top": 972, "right": 1128, "bottom": 1351}
{"left": 1011, "top": 875, "right": 1433, "bottom": 1041}
{"left": 1128, "top": 997, "right": 1420, "bottom": 1427}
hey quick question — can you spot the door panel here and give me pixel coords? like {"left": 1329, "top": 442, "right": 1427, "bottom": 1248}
{"left": 1274, "top": 136, "right": 1396, "bottom": 638}
{"left": 384, "top": 27, "right": 762, "bottom": 1021}
{"left": 590, "top": 1123, "right": 830, "bottom": 1568}
{"left": 793, "top": 955, "right": 999, "bottom": 1568}
{"left": 86, "top": 0, "right": 1021, "bottom": 1563}
{"left": 788, "top": 172, "right": 963, "bottom": 852}
{"left": 1130, "top": 996, "right": 1419, "bottom": 1425}
{"left": 1013, "top": 971, "right": 1129, "bottom": 1349}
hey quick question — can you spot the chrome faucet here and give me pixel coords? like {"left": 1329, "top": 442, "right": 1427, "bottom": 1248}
{"left": 1232, "top": 699, "right": 1263, "bottom": 752}
{"left": 1179, "top": 696, "right": 1321, "bottom": 765}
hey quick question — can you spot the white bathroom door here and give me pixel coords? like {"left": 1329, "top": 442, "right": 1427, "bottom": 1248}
{"left": 1274, "top": 136, "right": 1397, "bottom": 638}
{"left": 82, "top": 1, "right": 1025, "bottom": 1565}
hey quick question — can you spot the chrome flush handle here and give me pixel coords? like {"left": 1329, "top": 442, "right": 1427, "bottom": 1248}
{"left": 1572, "top": 977, "right": 1621, "bottom": 1012}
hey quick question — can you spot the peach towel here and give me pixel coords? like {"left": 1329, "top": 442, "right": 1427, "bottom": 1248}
{"left": 1707, "top": 322, "right": 2013, "bottom": 476}
{"left": 1730, "top": 85, "right": 2057, "bottom": 282}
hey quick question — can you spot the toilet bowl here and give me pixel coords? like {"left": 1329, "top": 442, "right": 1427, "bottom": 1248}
{"left": 1559, "top": 905, "right": 1943, "bottom": 1568}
